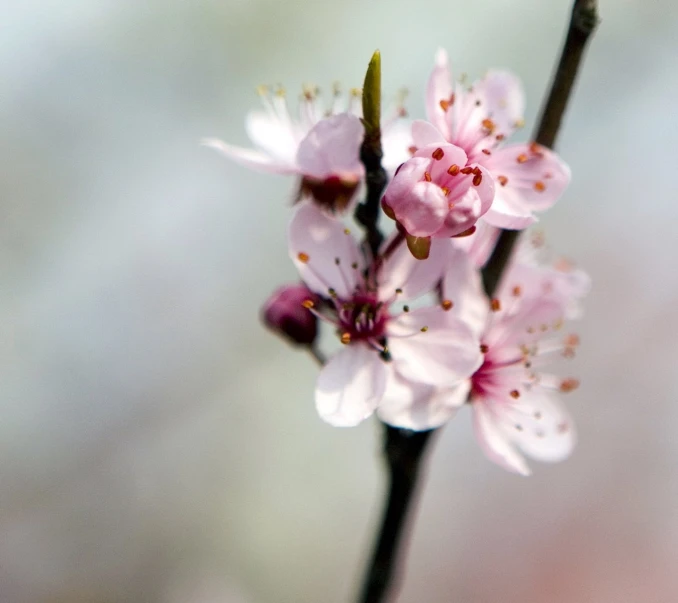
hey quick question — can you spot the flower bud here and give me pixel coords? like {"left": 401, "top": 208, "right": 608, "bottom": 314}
{"left": 262, "top": 284, "right": 319, "bottom": 346}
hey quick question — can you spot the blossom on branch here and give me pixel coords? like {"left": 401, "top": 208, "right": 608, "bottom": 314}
{"left": 204, "top": 85, "right": 410, "bottom": 212}
{"left": 288, "top": 203, "right": 482, "bottom": 427}
{"left": 423, "top": 49, "right": 571, "bottom": 228}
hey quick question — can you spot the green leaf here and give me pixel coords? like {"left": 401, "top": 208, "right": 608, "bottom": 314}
{"left": 362, "top": 50, "right": 381, "bottom": 140}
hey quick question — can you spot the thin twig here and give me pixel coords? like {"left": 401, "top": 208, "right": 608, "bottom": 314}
{"left": 357, "top": 3, "right": 599, "bottom": 602}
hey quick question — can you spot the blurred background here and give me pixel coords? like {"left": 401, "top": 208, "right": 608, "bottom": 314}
{"left": 2, "top": 0, "right": 677, "bottom": 601}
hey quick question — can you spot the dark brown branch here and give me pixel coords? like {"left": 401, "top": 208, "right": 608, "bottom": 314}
{"left": 481, "top": 0, "right": 599, "bottom": 297}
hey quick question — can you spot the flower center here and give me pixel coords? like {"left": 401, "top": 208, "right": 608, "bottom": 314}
{"left": 336, "top": 294, "right": 387, "bottom": 343}
{"left": 470, "top": 349, "right": 523, "bottom": 401}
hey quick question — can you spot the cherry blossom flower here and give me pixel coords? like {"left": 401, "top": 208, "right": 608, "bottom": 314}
{"left": 288, "top": 203, "right": 482, "bottom": 427}
{"left": 381, "top": 131, "right": 495, "bottom": 253}
{"left": 379, "top": 245, "right": 588, "bottom": 476}
{"left": 422, "top": 49, "right": 571, "bottom": 229}
{"left": 203, "top": 85, "right": 411, "bottom": 212}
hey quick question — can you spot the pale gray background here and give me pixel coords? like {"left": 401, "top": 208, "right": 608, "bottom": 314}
{"left": 1, "top": 1, "right": 677, "bottom": 602}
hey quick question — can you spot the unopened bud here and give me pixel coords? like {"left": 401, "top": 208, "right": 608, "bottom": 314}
{"left": 262, "top": 284, "right": 319, "bottom": 346}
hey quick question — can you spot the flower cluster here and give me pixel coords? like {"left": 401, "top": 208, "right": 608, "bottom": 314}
{"left": 207, "top": 51, "right": 588, "bottom": 475}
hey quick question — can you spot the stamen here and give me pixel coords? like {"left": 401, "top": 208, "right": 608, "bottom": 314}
{"left": 512, "top": 286, "right": 522, "bottom": 296}
{"left": 302, "top": 299, "right": 315, "bottom": 309}
{"left": 334, "top": 257, "right": 340, "bottom": 265}
{"left": 510, "top": 390, "right": 520, "bottom": 399}
{"left": 516, "top": 153, "right": 528, "bottom": 164}
{"left": 424, "top": 172, "right": 432, "bottom": 182}
{"left": 529, "top": 141, "right": 544, "bottom": 156}
{"left": 514, "top": 118, "right": 525, "bottom": 128}
{"left": 328, "top": 288, "right": 337, "bottom": 298}
{"left": 460, "top": 166, "right": 474, "bottom": 175}
{"left": 344, "top": 228, "right": 351, "bottom": 235}
{"left": 447, "top": 164, "right": 460, "bottom": 176}
{"left": 560, "top": 378, "right": 579, "bottom": 393}
{"left": 408, "top": 145, "right": 417, "bottom": 155}
{"left": 481, "top": 118, "right": 495, "bottom": 134}
{"left": 497, "top": 175, "right": 508, "bottom": 186}
{"left": 395, "top": 288, "right": 403, "bottom": 295}
{"left": 480, "top": 344, "right": 489, "bottom": 353}
{"left": 481, "top": 149, "right": 492, "bottom": 155}
{"left": 534, "top": 181, "right": 546, "bottom": 192}
{"left": 420, "top": 326, "right": 429, "bottom": 332}
{"left": 432, "top": 148, "right": 445, "bottom": 160}
{"left": 340, "top": 332, "right": 351, "bottom": 344}
{"left": 472, "top": 173, "right": 483, "bottom": 186}
{"left": 441, "top": 186, "right": 450, "bottom": 196}
{"left": 491, "top": 299, "right": 501, "bottom": 312}
{"left": 403, "top": 305, "right": 410, "bottom": 312}
{"left": 441, "top": 299, "right": 453, "bottom": 311}
{"left": 495, "top": 133, "right": 505, "bottom": 141}
{"left": 298, "top": 252, "right": 310, "bottom": 263}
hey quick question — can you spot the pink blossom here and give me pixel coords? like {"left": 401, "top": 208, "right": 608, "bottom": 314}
{"left": 423, "top": 49, "right": 571, "bottom": 229}
{"left": 288, "top": 204, "right": 482, "bottom": 427}
{"left": 203, "top": 85, "right": 411, "bottom": 212}
{"left": 446, "top": 250, "right": 586, "bottom": 475}
{"left": 379, "top": 245, "right": 588, "bottom": 475}
{"left": 381, "top": 136, "right": 495, "bottom": 244}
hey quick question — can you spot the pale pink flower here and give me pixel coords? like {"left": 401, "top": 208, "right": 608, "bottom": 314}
{"left": 289, "top": 203, "right": 482, "bottom": 427}
{"left": 380, "top": 246, "right": 587, "bottom": 476}
{"left": 423, "top": 49, "right": 571, "bottom": 228}
{"left": 381, "top": 133, "right": 495, "bottom": 243}
{"left": 203, "top": 85, "right": 411, "bottom": 212}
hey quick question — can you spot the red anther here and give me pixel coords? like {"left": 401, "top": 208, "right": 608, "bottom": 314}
{"left": 491, "top": 299, "right": 501, "bottom": 312}
{"left": 516, "top": 153, "right": 528, "bottom": 164}
{"left": 481, "top": 149, "right": 491, "bottom": 155}
{"left": 534, "top": 181, "right": 546, "bottom": 192}
{"left": 297, "top": 252, "right": 310, "bottom": 263}
{"left": 472, "top": 173, "right": 482, "bottom": 186}
{"left": 460, "top": 166, "right": 474, "bottom": 175}
{"left": 497, "top": 175, "right": 508, "bottom": 186}
{"left": 441, "top": 299, "right": 453, "bottom": 311}
{"left": 424, "top": 172, "right": 432, "bottom": 182}
{"left": 559, "top": 378, "right": 579, "bottom": 393}
{"left": 432, "top": 147, "right": 445, "bottom": 160}
{"left": 447, "top": 164, "right": 460, "bottom": 176}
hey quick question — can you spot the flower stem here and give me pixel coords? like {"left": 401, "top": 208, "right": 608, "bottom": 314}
{"left": 481, "top": 0, "right": 599, "bottom": 297}
{"left": 355, "top": 50, "right": 387, "bottom": 257}
{"left": 356, "top": 3, "right": 599, "bottom": 603}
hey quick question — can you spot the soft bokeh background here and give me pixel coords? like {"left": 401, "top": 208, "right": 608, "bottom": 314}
{"left": 2, "top": 1, "right": 677, "bottom": 602}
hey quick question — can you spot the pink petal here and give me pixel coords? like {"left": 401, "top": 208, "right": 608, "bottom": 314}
{"left": 201, "top": 138, "right": 297, "bottom": 174}
{"left": 482, "top": 193, "right": 536, "bottom": 229}
{"left": 473, "top": 403, "right": 531, "bottom": 476}
{"left": 478, "top": 70, "right": 525, "bottom": 139}
{"left": 383, "top": 157, "right": 449, "bottom": 237}
{"left": 377, "top": 366, "right": 470, "bottom": 430}
{"left": 451, "top": 220, "right": 501, "bottom": 268}
{"left": 296, "top": 113, "right": 364, "bottom": 180}
{"left": 315, "top": 344, "right": 387, "bottom": 427}
{"left": 377, "top": 238, "right": 450, "bottom": 303}
{"left": 411, "top": 120, "right": 447, "bottom": 148}
{"left": 486, "top": 297, "right": 565, "bottom": 349}
{"left": 386, "top": 306, "right": 482, "bottom": 386}
{"left": 501, "top": 390, "right": 576, "bottom": 463}
{"left": 382, "top": 118, "right": 414, "bottom": 175}
{"left": 288, "top": 203, "right": 364, "bottom": 298}
{"left": 425, "top": 49, "right": 454, "bottom": 140}
{"left": 245, "top": 110, "right": 300, "bottom": 165}
{"left": 442, "top": 246, "right": 488, "bottom": 338}
{"left": 484, "top": 143, "right": 571, "bottom": 217}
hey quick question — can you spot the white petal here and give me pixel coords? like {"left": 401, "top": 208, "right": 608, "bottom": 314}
{"left": 387, "top": 307, "right": 482, "bottom": 386}
{"left": 245, "top": 109, "right": 300, "bottom": 165}
{"left": 442, "top": 245, "right": 488, "bottom": 338}
{"left": 473, "top": 403, "right": 531, "bottom": 476}
{"left": 296, "top": 113, "right": 364, "bottom": 180}
{"left": 201, "top": 138, "right": 297, "bottom": 174}
{"left": 377, "top": 366, "right": 469, "bottom": 430}
{"left": 411, "top": 120, "right": 447, "bottom": 148}
{"left": 377, "top": 237, "right": 449, "bottom": 303}
{"left": 288, "top": 203, "right": 364, "bottom": 298}
{"left": 502, "top": 390, "right": 576, "bottom": 463}
{"left": 382, "top": 118, "right": 414, "bottom": 174}
{"left": 316, "top": 344, "right": 387, "bottom": 427}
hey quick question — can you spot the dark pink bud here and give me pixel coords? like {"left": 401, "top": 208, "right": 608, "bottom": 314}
{"left": 262, "top": 284, "right": 319, "bottom": 346}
